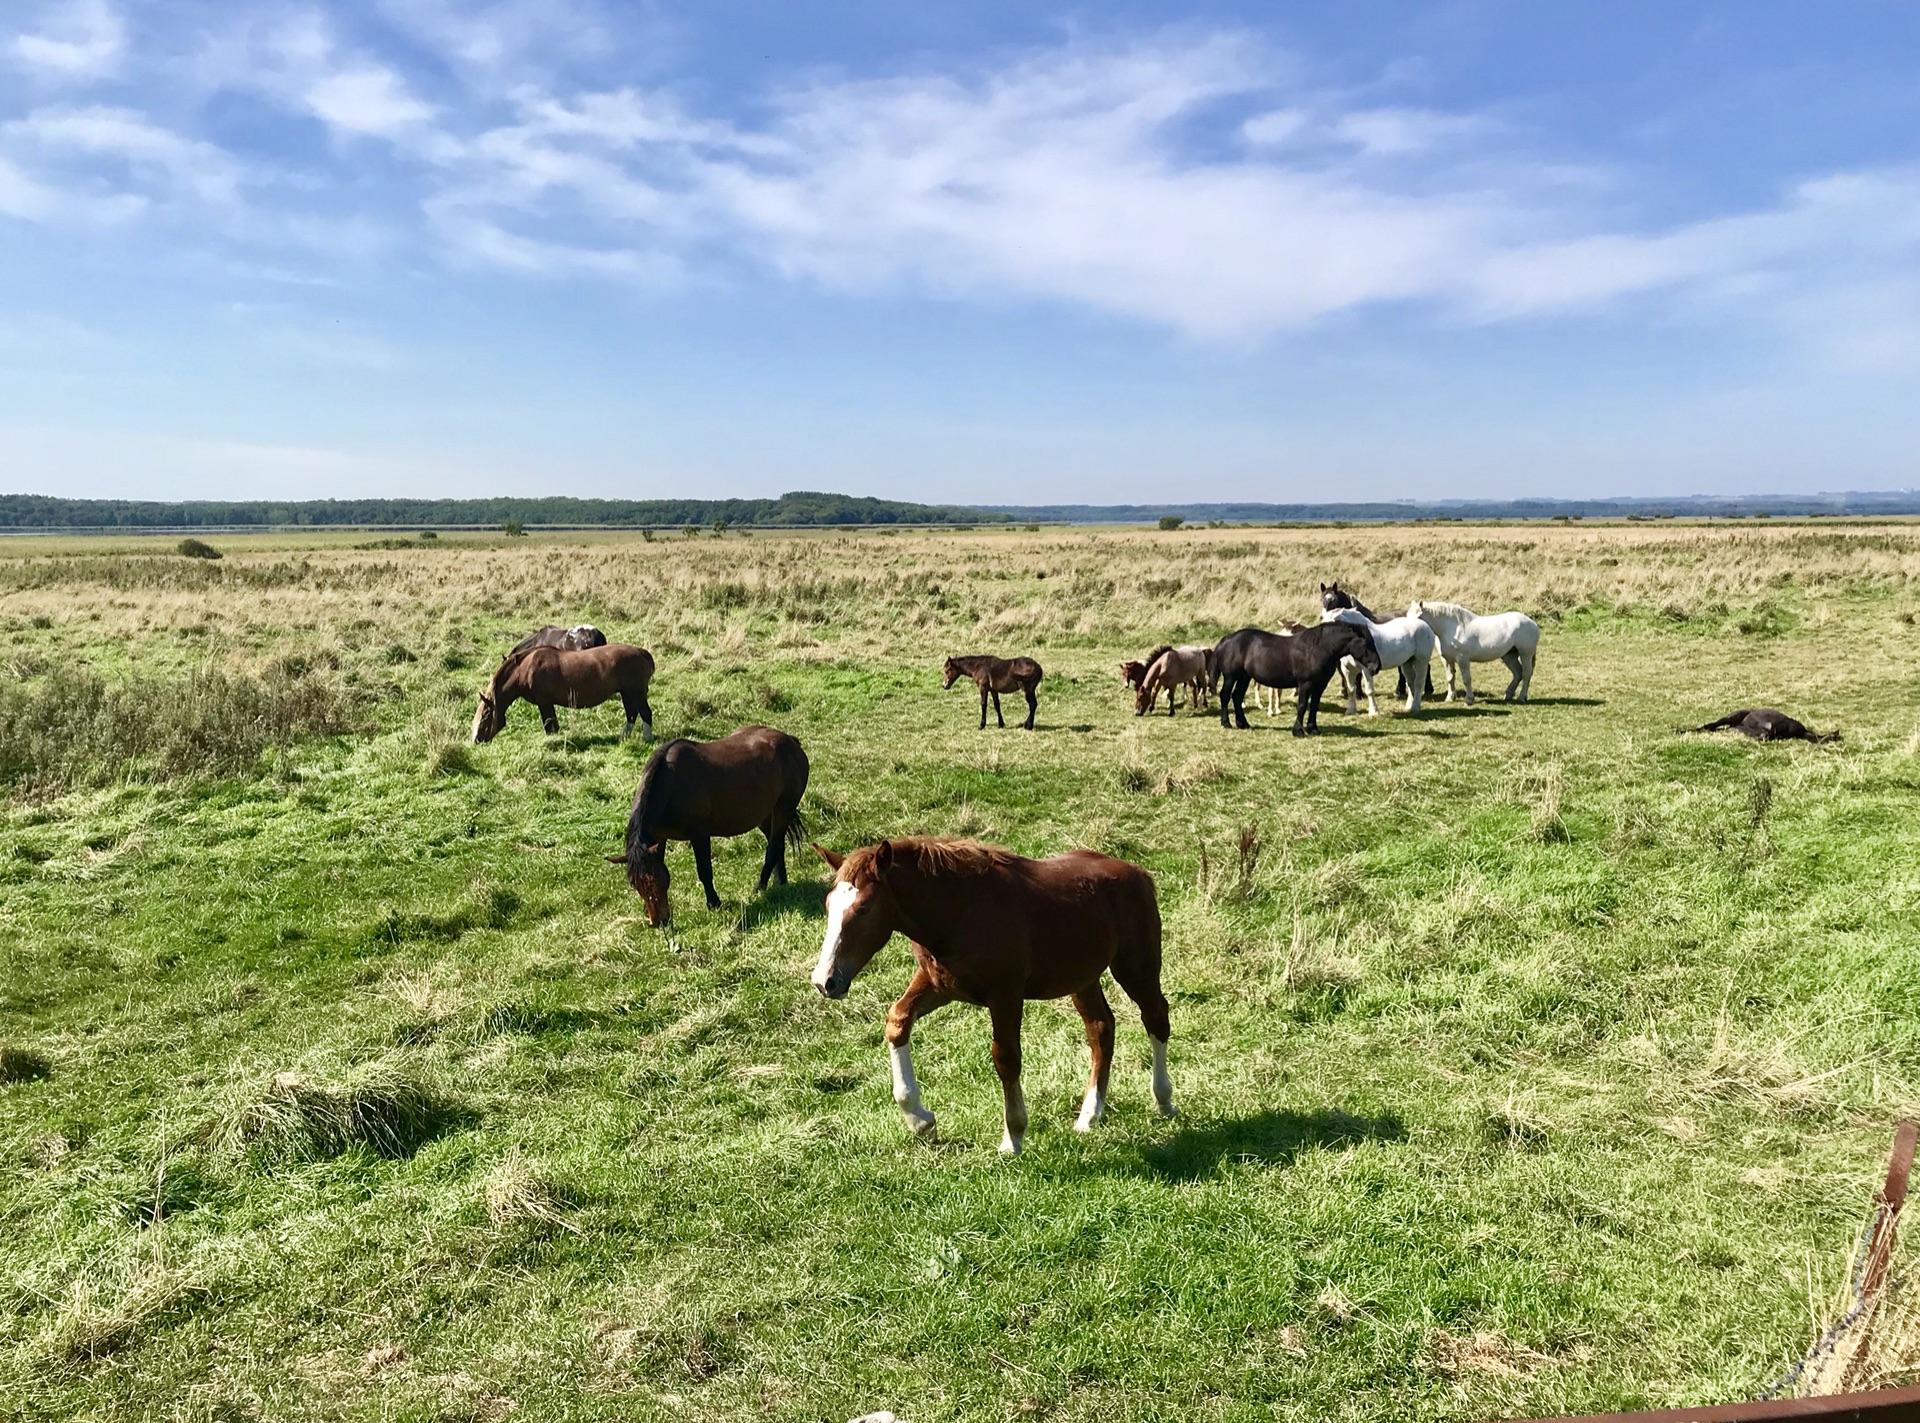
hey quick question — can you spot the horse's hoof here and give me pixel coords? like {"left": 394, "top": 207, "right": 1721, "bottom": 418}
{"left": 904, "top": 1109, "right": 937, "bottom": 1138}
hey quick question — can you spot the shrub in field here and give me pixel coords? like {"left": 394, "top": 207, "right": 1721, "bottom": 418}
{"left": 0, "top": 665, "right": 358, "bottom": 795}
{"left": 176, "top": 538, "right": 221, "bottom": 560}
{"left": 1158, "top": 515, "right": 1184, "bottom": 530}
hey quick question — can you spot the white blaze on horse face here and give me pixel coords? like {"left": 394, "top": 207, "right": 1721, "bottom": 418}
{"left": 1150, "top": 1037, "right": 1174, "bottom": 1118}
{"left": 811, "top": 880, "right": 860, "bottom": 994}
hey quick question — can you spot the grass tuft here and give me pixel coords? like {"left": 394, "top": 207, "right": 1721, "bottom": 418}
{"left": 213, "top": 1063, "right": 461, "bottom": 1163}
{"left": 39, "top": 1266, "right": 197, "bottom": 1365}
{"left": 484, "top": 1146, "right": 582, "bottom": 1233}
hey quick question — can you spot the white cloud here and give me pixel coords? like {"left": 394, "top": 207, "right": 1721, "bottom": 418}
{"left": 306, "top": 66, "right": 436, "bottom": 137}
{"left": 9, "top": 105, "right": 242, "bottom": 205}
{"left": 10, "top": 0, "right": 124, "bottom": 79}
{"left": 1334, "top": 107, "right": 1493, "bottom": 156}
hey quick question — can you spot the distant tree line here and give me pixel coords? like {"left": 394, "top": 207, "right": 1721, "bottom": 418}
{"left": 0, "top": 491, "right": 1009, "bottom": 529}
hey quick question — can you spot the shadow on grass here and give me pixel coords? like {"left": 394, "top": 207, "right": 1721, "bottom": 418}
{"left": 732, "top": 879, "right": 829, "bottom": 932}
{"left": 1136, "top": 1106, "right": 1406, "bottom": 1181}
{"left": 1520, "top": 696, "right": 1605, "bottom": 707}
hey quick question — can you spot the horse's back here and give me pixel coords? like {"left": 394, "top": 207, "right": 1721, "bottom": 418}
{"left": 1012, "top": 850, "right": 1159, "bottom": 993}
{"left": 644, "top": 726, "right": 806, "bottom": 836}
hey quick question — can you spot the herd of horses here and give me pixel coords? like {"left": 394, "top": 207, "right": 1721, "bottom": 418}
{"left": 464, "top": 583, "right": 1835, "bottom": 1154}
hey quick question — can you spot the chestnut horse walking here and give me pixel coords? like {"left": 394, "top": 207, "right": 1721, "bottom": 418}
{"left": 944, "top": 655, "right": 1043, "bottom": 730}
{"left": 809, "top": 837, "right": 1173, "bottom": 1154}
{"left": 471, "top": 643, "right": 655, "bottom": 742}
{"left": 610, "top": 725, "right": 809, "bottom": 927}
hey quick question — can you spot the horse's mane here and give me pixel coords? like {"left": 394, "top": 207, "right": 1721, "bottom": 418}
{"left": 1412, "top": 599, "right": 1473, "bottom": 621}
{"left": 847, "top": 836, "right": 1022, "bottom": 883}
{"left": 625, "top": 740, "right": 690, "bottom": 868}
{"left": 1141, "top": 644, "right": 1174, "bottom": 667}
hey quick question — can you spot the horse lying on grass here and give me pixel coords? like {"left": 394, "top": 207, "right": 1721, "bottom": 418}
{"left": 610, "top": 725, "right": 810, "bottom": 927}
{"left": 510, "top": 624, "right": 607, "bottom": 656}
{"left": 809, "top": 837, "right": 1173, "bottom": 1154}
{"left": 1320, "top": 609, "right": 1434, "bottom": 714}
{"left": 1408, "top": 600, "right": 1540, "bottom": 705}
{"left": 1684, "top": 709, "right": 1839, "bottom": 744}
{"left": 472, "top": 644, "right": 655, "bottom": 742}
{"left": 945, "top": 655, "right": 1043, "bottom": 730}
{"left": 1213, "top": 623, "right": 1379, "bottom": 735}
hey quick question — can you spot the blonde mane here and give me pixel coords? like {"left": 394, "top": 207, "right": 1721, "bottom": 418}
{"left": 844, "top": 836, "right": 1023, "bottom": 883}
{"left": 1412, "top": 599, "right": 1475, "bottom": 622}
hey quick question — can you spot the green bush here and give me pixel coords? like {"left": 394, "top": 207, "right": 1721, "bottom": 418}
{"left": 177, "top": 538, "right": 221, "bottom": 560}
{"left": 1158, "top": 515, "right": 1184, "bottom": 531}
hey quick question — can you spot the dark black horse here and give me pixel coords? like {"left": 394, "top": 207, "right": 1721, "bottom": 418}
{"left": 1685, "top": 709, "right": 1839, "bottom": 744}
{"left": 1319, "top": 582, "right": 1433, "bottom": 699}
{"left": 1213, "top": 624, "right": 1380, "bottom": 735}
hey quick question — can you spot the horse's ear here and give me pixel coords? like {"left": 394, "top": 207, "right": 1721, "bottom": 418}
{"left": 606, "top": 853, "right": 627, "bottom": 864}
{"left": 874, "top": 840, "right": 893, "bottom": 874}
{"left": 812, "top": 843, "right": 844, "bottom": 870}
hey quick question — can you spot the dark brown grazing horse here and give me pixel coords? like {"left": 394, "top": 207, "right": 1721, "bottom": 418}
{"left": 510, "top": 624, "right": 607, "bottom": 656}
{"left": 1686, "top": 708, "right": 1840, "bottom": 744}
{"left": 944, "top": 655, "right": 1043, "bottom": 730}
{"left": 610, "top": 725, "right": 810, "bottom": 927}
{"left": 809, "top": 837, "right": 1173, "bottom": 1154}
{"left": 471, "top": 644, "right": 655, "bottom": 743}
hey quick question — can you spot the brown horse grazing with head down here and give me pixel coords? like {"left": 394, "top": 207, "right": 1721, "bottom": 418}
{"left": 944, "top": 655, "right": 1043, "bottom": 730}
{"left": 471, "top": 643, "right": 655, "bottom": 743}
{"left": 610, "top": 725, "right": 809, "bottom": 927}
{"left": 809, "top": 837, "right": 1173, "bottom": 1154}
{"left": 1136, "top": 645, "right": 1212, "bottom": 715}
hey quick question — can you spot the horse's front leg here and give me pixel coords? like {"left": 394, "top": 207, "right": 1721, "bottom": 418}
{"left": 1444, "top": 658, "right": 1459, "bottom": 702}
{"left": 691, "top": 836, "right": 721, "bottom": 908}
{"left": 989, "top": 997, "right": 1028, "bottom": 1154}
{"left": 1342, "top": 659, "right": 1359, "bottom": 716}
{"left": 886, "top": 967, "right": 951, "bottom": 1138}
{"left": 1071, "top": 984, "right": 1116, "bottom": 1131}
{"left": 1291, "top": 683, "right": 1308, "bottom": 738}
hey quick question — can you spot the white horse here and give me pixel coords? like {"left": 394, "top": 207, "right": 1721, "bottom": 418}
{"left": 1407, "top": 600, "right": 1540, "bottom": 705}
{"left": 1320, "top": 609, "right": 1435, "bottom": 714}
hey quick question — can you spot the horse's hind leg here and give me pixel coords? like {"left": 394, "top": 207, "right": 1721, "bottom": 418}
{"left": 1071, "top": 984, "right": 1116, "bottom": 1131}
{"left": 755, "top": 824, "right": 779, "bottom": 893}
{"left": 978, "top": 685, "right": 989, "bottom": 730}
{"left": 692, "top": 836, "right": 721, "bottom": 909}
{"left": 1502, "top": 650, "right": 1524, "bottom": 702}
{"left": 988, "top": 997, "right": 1028, "bottom": 1154}
{"left": 1111, "top": 945, "right": 1173, "bottom": 1118}
{"left": 621, "top": 688, "right": 654, "bottom": 741}
{"left": 1518, "top": 647, "right": 1535, "bottom": 703}
{"left": 538, "top": 703, "right": 559, "bottom": 734}
{"left": 1022, "top": 686, "right": 1036, "bottom": 731}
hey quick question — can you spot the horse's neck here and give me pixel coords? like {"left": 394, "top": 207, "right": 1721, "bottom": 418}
{"left": 885, "top": 866, "right": 958, "bottom": 953}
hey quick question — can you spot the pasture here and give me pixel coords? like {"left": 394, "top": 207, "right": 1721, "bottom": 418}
{"left": 3, "top": 521, "right": 1920, "bottom": 1422}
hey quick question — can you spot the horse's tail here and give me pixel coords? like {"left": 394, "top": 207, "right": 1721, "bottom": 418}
{"left": 784, "top": 799, "right": 808, "bottom": 853}
{"left": 1814, "top": 730, "right": 1842, "bottom": 744}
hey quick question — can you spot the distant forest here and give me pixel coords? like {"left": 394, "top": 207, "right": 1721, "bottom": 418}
{"left": 0, "top": 492, "right": 1008, "bottom": 529}
{"left": 987, "top": 492, "right": 1920, "bottom": 522}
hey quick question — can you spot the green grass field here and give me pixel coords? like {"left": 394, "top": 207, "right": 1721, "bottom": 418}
{"left": 4, "top": 523, "right": 1919, "bottom": 1422}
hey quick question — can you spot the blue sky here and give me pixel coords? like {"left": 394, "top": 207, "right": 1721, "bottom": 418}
{"left": 4, "top": 1, "right": 1920, "bottom": 504}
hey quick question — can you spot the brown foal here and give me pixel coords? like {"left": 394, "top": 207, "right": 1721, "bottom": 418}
{"left": 943, "top": 655, "right": 1043, "bottom": 730}
{"left": 809, "top": 837, "right": 1173, "bottom": 1153}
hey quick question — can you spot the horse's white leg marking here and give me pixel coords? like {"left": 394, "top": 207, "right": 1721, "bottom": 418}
{"left": 1150, "top": 1037, "right": 1174, "bottom": 1118}
{"left": 1407, "top": 661, "right": 1425, "bottom": 714}
{"left": 641, "top": 718, "right": 654, "bottom": 742}
{"left": 890, "top": 1041, "right": 936, "bottom": 1136}
{"left": 1364, "top": 665, "right": 1379, "bottom": 717}
{"left": 999, "top": 1078, "right": 1028, "bottom": 1154}
{"left": 1075, "top": 1080, "right": 1106, "bottom": 1132}
{"left": 809, "top": 882, "right": 859, "bottom": 994}
{"left": 1343, "top": 658, "right": 1359, "bottom": 716}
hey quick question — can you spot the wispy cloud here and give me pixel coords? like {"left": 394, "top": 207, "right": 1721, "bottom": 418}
{"left": 10, "top": 0, "right": 124, "bottom": 79}
{"left": 3, "top": 13, "right": 1919, "bottom": 350}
